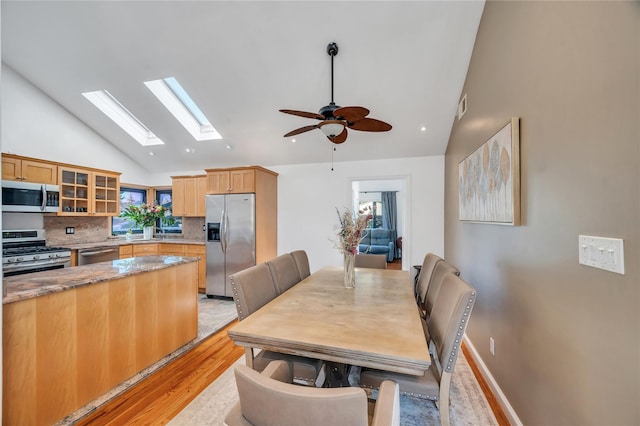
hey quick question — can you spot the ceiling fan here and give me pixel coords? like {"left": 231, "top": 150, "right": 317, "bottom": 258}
{"left": 280, "top": 42, "right": 392, "bottom": 144}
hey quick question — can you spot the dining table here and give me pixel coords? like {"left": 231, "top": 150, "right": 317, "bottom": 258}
{"left": 227, "top": 266, "right": 431, "bottom": 376}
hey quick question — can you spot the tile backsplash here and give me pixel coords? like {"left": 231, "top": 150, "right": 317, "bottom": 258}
{"left": 44, "top": 216, "right": 111, "bottom": 245}
{"left": 43, "top": 215, "right": 205, "bottom": 245}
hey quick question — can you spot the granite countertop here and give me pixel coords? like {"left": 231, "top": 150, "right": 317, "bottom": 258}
{"left": 3, "top": 255, "right": 199, "bottom": 304}
{"left": 57, "top": 238, "right": 205, "bottom": 250}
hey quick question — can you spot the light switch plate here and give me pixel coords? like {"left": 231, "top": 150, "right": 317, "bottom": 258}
{"left": 578, "top": 235, "right": 624, "bottom": 274}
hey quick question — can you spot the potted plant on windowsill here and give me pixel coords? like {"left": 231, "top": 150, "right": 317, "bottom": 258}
{"left": 120, "top": 203, "right": 175, "bottom": 240}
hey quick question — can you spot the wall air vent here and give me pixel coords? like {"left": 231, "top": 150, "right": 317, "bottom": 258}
{"left": 457, "top": 94, "right": 467, "bottom": 120}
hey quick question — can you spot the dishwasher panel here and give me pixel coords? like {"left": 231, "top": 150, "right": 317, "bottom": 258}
{"left": 77, "top": 247, "right": 119, "bottom": 266}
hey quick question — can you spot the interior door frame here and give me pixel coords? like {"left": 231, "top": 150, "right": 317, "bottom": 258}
{"left": 347, "top": 175, "right": 411, "bottom": 271}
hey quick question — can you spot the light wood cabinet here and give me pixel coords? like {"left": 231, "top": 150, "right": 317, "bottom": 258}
{"left": 159, "top": 243, "right": 206, "bottom": 293}
{"left": 93, "top": 172, "right": 120, "bottom": 215}
{"left": 58, "top": 167, "right": 120, "bottom": 216}
{"left": 205, "top": 167, "right": 258, "bottom": 194}
{"left": 119, "top": 245, "right": 133, "bottom": 259}
{"left": 133, "top": 244, "right": 158, "bottom": 256}
{"left": 2, "top": 155, "right": 58, "bottom": 184}
{"left": 59, "top": 167, "right": 90, "bottom": 215}
{"left": 171, "top": 175, "right": 207, "bottom": 217}
{"left": 184, "top": 245, "right": 207, "bottom": 293}
{"left": 2, "top": 261, "right": 197, "bottom": 425}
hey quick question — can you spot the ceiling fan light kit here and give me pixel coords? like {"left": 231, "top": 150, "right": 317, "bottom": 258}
{"left": 280, "top": 42, "right": 392, "bottom": 145}
{"left": 319, "top": 120, "right": 345, "bottom": 137}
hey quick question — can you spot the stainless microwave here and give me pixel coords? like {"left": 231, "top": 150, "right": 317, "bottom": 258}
{"left": 2, "top": 180, "right": 60, "bottom": 213}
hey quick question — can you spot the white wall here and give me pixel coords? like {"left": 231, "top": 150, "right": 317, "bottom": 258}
{"left": 1, "top": 65, "right": 151, "bottom": 184}
{"left": 1, "top": 64, "right": 445, "bottom": 274}
{"left": 270, "top": 157, "right": 444, "bottom": 273}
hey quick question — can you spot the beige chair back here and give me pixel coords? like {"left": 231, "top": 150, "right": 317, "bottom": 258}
{"left": 266, "top": 254, "right": 301, "bottom": 294}
{"left": 229, "top": 263, "right": 278, "bottom": 321}
{"left": 290, "top": 250, "right": 311, "bottom": 279}
{"left": 429, "top": 273, "right": 476, "bottom": 374}
{"left": 423, "top": 261, "right": 459, "bottom": 319}
{"left": 354, "top": 253, "right": 387, "bottom": 269}
{"left": 415, "top": 253, "right": 442, "bottom": 305}
{"left": 228, "top": 360, "right": 400, "bottom": 426}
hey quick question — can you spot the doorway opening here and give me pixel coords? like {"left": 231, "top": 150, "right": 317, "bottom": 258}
{"left": 349, "top": 177, "right": 409, "bottom": 271}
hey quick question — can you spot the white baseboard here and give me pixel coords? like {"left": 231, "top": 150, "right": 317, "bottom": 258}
{"left": 463, "top": 335, "right": 523, "bottom": 426}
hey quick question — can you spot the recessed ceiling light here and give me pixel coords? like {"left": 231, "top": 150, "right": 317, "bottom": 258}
{"left": 420, "top": 126, "right": 427, "bottom": 132}
{"left": 185, "top": 148, "right": 195, "bottom": 153}
{"left": 225, "top": 144, "right": 232, "bottom": 150}
{"left": 82, "top": 90, "right": 164, "bottom": 146}
{"left": 145, "top": 77, "right": 222, "bottom": 141}
{"left": 149, "top": 152, "right": 155, "bottom": 156}
{"left": 291, "top": 139, "right": 297, "bottom": 143}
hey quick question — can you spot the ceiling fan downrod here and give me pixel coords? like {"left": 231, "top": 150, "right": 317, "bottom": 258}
{"left": 327, "top": 42, "right": 338, "bottom": 105}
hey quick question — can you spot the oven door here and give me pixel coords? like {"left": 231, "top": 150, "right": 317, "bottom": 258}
{"left": 3, "top": 258, "right": 71, "bottom": 277}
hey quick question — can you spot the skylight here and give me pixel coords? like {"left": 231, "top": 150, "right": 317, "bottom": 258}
{"left": 145, "top": 77, "right": 221, "bottom": 141}
{"left": 82, "top": 90, "right": 164, "bottom": 146}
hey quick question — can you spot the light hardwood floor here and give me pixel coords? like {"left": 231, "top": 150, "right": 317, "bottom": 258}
{"left": 77, "top": 314, "right": 509, "bottom": 426}
{"left": 76, "top": 321, "right": 244, "bottom": 425}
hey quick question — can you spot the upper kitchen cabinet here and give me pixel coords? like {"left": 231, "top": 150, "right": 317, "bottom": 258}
{"left": 58, "top": 166, "right": 120, "bottom": 216}
{"left": 2, "top": 154, "right": 58, "bottom": 185}
{"left": 205, "top": 166, "right": 275, "bottom": 194}
{"left": 172, "top": 175, "right": 207, "bottom": 217}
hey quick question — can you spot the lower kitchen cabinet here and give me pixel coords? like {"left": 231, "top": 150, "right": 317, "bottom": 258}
{"left": 159, "top": 243, "right": 206, "bottom": 292}
{"left": 184, "top": 245, "right": 206, "bottom": 293}
{"left": 119, "top": 245, "right": 132, "bottom": 259}
{"left": 132, "top": 244, "right": 159, "bottom": 256}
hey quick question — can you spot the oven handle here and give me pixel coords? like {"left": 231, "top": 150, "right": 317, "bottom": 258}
{"left": 3, "top": 258, "right": 71, "bottom": 273}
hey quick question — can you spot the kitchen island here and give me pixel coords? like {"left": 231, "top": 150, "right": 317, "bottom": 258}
{"left": 3, "top": 256, "right": 199, "bottom": 425}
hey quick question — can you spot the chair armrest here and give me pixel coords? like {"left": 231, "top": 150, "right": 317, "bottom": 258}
{"left": 371, "top": 380, "right": 400, "bottom": 426}
{"left": 387, "top": 242, "right": 394, "bottom": 262}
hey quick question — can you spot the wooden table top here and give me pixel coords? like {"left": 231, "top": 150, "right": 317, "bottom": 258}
{"left": 228, "top": 266, "right": 431, "bottom": 375}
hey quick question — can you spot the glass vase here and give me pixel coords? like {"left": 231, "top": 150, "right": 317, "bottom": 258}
{"left": 344, "top": 252, "right": 356, "bottom": 289}
{"left": 143, "top": 226, "right": 154, "bottom": 240}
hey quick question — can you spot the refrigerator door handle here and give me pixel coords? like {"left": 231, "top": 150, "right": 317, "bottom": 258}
{"left": 220, "top": 210, "right": 227, "bottom": 253}
{"left": 224, "top": 209, "right": 230, "bottom": 253}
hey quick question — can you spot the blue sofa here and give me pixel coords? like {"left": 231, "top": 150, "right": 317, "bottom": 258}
{"left": 358, "top": 229, "right": 395, "bottom": 262}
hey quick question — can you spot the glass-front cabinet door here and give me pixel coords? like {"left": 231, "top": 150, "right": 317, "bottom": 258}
{"left": 59, "top": 167, "right": 90, "bottom": 215}
{"left": 93, "top": 172, "right": 119, "bottom": 216}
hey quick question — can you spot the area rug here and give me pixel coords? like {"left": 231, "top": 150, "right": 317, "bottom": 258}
{"left": 169, "top": 343, "right": 498, "bottom": 426}
{"left": 57, "top": 295, "right": 238, "bottom": 425}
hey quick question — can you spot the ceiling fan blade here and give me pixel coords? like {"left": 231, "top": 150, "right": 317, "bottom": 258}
{"left": 283, "top": 124, "right": 319, "bottom": 137}
{"left": 348, "top": 117, "right": 392, "bottom": 132}
{"left": 333, "top": 106, "right": 369, "bottom": 121}
{"left": 328, "top": 128, "right": 348, "bottom": 144}
{"left": 279, "top": 109, "right": 325, "bottom": 120}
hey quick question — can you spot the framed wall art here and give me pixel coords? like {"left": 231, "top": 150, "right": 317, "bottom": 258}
{"left": 458, "top": 117, "right": 520, "bottom": 225}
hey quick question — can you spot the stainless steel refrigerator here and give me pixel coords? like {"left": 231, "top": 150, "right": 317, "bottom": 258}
{"left": 205, "top": 193, "right": 256, "bottom": 297}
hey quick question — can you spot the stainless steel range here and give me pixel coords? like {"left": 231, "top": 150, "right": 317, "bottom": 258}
{"left": 2, "top": 229, "right": 71, "bottom": 277}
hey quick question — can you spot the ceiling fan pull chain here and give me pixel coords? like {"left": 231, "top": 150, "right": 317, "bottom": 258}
{"left": 331, "top": 146, "right": 336, "bottom": 171}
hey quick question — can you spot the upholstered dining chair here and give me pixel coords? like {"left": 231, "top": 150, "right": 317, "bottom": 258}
{"left": 421, "top": 261, "right": 459, "bottom": 322}
{"left": 229, "top": 264, "right": 325, "bottom": 387}
{"left": 225, "top": 360, "right": 400, "bottom": 426}
{"left": 354, "top": 253, "right": 388, "bottom": 269}
{"left": 290, "top": 250, "right": 311, "bottom": 280}
{"left": 359, "top": 273, "right": 476, "bottom": 426}
{"left": 415, "top": 253, "right": 443, "bottom": 306}
{"left": 266, "top": 253, "right": 302, "bottom": 294}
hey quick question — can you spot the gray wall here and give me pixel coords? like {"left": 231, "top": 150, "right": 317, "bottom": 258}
{"left": 444, "top": 2, "right": 639, "bottom": 425}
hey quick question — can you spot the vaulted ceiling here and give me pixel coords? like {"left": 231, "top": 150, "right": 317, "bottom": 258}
{"left": 1, "top": 1, "right": 484, "bottom": 173}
